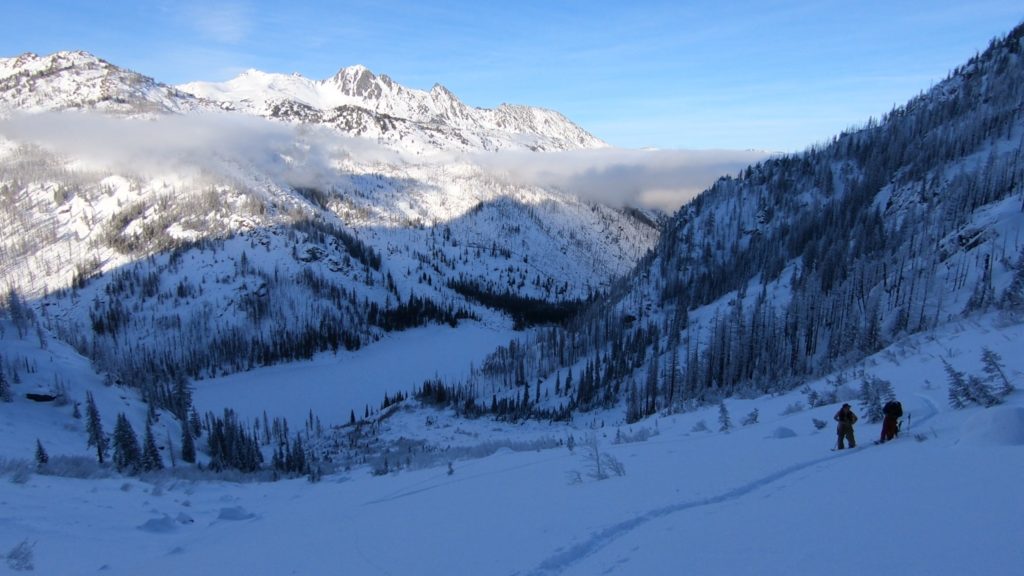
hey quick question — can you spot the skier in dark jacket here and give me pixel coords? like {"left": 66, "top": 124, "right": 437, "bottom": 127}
{"left": 834, "top": 403, "right": 858, "bottom": 449}
{"left": 879, "top": 400, "right": 903, "bottom": 443}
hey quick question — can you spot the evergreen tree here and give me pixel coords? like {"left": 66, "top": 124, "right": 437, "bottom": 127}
{"left": 170, "top": 375, "right": 193, "bottom": 421}
{"left": 742, "top": 408, "right": 760, "bottom": 426}
{"left": 663, "top": 348, "right": 681, "bottom": 410}
{"left": 858, "top": 376, "right": 893, "bottom": 423}
{"left": 626, "top": 379, "right": 642, "bottom": 424}
{"left": 165, "top": 431, "right": 176, "bottom": 468}
{"left": 181, "top": 425, "right": 196, "bottom": 464}
{"left": 189, "top": 405, "right": 203, "bottom": 438}
{"left": 718, "top": 401, "right": 732, "bottom": 432}
{"left": 0, "top": 369, "right": 10, "bottom": 403}
{"left": 112, "top": 413, "right": 141, "bottom": 473}
{"left": 5, "top": 287, "right": 33, "bottom": 339}
{"left": 999, "top": 249, "right": 1024, "bottom": 310}
{"left": 964, "top": 256, "right": 996, "bottom": 312}
{"left": 272, "top": 444, "right": 284, "bottom": 472}
{"left": 34, "top": 439, "right": 48, "bottom": 469}
{"left": 945, "top": 360, "right": 969, "bottom": 409}
{"left": 944, "top": 359, "right": 1000, "bottom": 408}
{"left": 967, "top": 374, "right": 1000, "bottom": 407}
{"left": 141, "top": 422, "right": 164, "bottom": 472}
{"left": 205, "top": 409, "right": 263, "bottom": 473}
{"left": 804, "top": 386, "right": 822, "bottom": 408}
{"left": 84, "top": 391, "right": 107, "bottom": 464}
{"left": 289, "top": 435, "right": 308, "bottom": 475}
{"left": 980, "top": 347, "right": 1015, "bottom": 398}
{"left": 575, "top": 363, "right": 593, "bottom": 408}
{"left": 644, "top": 360, "right": 659, "bottom": 417}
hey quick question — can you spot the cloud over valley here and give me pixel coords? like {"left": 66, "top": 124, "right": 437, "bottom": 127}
{"left": 0, "top": 111, "right": 768, "bottom": 211}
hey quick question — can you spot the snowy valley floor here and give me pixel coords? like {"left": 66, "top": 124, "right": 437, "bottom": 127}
{"left": 2, "top": 316, "right": 1023, "bottom": 575}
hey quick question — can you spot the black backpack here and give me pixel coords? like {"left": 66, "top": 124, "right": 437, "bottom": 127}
{"left": 883, "top": 400, "right": 903, "bottom": 418}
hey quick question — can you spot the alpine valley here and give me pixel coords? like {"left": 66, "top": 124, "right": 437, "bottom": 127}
{"left": 1, "top": 22, "right": 1024, "bottom": 576}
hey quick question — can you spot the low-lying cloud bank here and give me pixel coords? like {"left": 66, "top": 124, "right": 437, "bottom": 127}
{"left": 0, "top": 111, "right": 770, "bottom": 211}
{"left": 0, "top": 110, "right": 400, "bottom": 190}
{"left": 471, "top": 148, "right": 770, "bottom": 211}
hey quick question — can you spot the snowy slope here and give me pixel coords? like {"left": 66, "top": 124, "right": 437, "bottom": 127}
{"left": 0, "top": 313, "right": 1021, "bottom": 575}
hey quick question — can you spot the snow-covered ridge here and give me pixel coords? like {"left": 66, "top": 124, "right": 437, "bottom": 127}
{"left": 179, "top": 64, "right": 608, "bottom": 152}
{"left": 0, "top": 51, "right": 203, "bottom": 115}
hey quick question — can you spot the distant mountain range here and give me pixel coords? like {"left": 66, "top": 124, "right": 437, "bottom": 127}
{"left": 0, "top": 50, "right": 605, "bottom": 152}
{"left": 181, "top": 64, "right": 608, "bottom": 152}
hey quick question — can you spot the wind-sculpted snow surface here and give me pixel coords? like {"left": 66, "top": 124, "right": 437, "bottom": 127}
{"left": 958, "top": 405, "right": 1024, "bottom": 446}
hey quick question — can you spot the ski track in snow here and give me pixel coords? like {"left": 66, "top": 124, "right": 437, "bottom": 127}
{"left": 516, "top": 395, "right": 943, "bottom": 576}
{"left": 906, "top": 392, "right": 939, "bottom": 437}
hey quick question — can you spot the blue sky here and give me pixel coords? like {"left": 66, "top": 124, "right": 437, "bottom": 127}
{"left": 2, "top": 1, "right": 1021, "bottom": 151}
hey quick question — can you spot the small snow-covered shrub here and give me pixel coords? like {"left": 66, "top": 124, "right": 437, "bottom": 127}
{"left": 583, "top": 434, "right": 625, "bottom": 481}
{"left": 781, "top": 402, "right": 805, "bottom": 415}
{"left": 10, "top": 466, "right": 32, "bottom": 485}
{"left": 6, "top": 539, "right": 35, "bottom": 571}
{"left": 37, "top": 456, "right": 110, "bottom": 479}
{"left": 1, "top": 459, "right": 33, "bottom": 484}
{"left": 604, "top": 454, "right": 627, "bottom": 478}
{"left": 771, "top": 427, "right": 798, "bottom": 439}
{"left": 613, "top": 426, "right": 659, "bottom": 444}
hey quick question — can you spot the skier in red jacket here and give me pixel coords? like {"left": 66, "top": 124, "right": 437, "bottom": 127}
{"left": 879, "top": 400, "right": 903, "bottom": 443}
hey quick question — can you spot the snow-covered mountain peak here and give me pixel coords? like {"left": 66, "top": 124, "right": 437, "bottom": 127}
{"left": 430, "top": 83, "right": 454, "bottom": 96}
{"left": 1, "top": 50, "right": 103, "bottom": 77}
{"left": 328, "top": 64, "right": 391, "bottom": 99}
{"left": 0, "top": 50, "right": 204, "bottom": 115}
